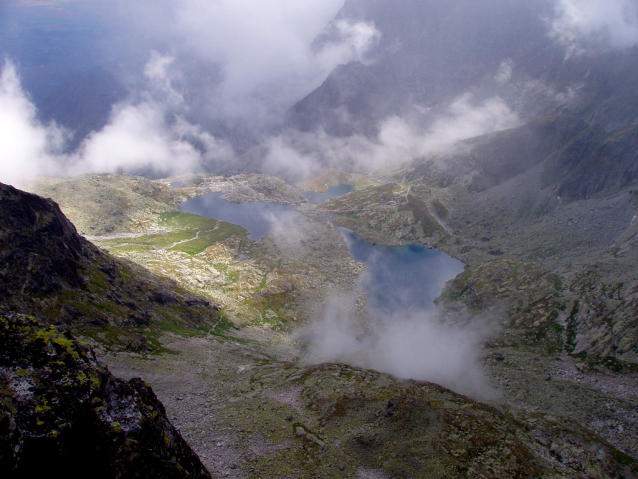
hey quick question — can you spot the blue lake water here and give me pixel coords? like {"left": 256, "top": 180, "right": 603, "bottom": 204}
{"left": 302, "top": 184, "right": 354, "bottom": 203}
{"left": 179, "top": 192, "right": 300, "bottom": 241}
{"left": 338, "top": 228, "right": 465, "bottom": 316}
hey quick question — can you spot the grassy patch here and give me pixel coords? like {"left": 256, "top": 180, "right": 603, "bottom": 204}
{"left": 170, "top": 221, "right": 247, "bottom": 255}
{"left": 100, "top": 211, "right": 248, "bottom": 256}
{"left": 210, "top": 314, "right": 239, "bottom": 338}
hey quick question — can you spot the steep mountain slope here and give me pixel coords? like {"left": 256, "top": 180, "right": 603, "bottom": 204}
{"left": 289, "top": 0, "right": 558, "bottom": 135}
{"left": 0, "top": 182, "right": 220, "bottom": 351}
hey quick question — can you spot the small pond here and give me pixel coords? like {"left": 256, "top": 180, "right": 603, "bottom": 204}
{"left": 179, "top": 192, "right": 300, "bottom": 241}
{"left": 338, "top": 228, "right": 465, "bottom": 315}
{"left": 302, "top": 184, "right": 354, "bottom": 203}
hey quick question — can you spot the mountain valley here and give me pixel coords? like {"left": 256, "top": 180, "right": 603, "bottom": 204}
{"left": 13, "top": 161, "right": 637, "bottom": 477}
{"left": 2, "top": 0, "right": 638, "bottom": 477}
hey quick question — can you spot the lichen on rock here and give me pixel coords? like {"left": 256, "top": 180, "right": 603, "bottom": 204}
{"left": 0, "top": 313, "right": 211, "bottom": 478}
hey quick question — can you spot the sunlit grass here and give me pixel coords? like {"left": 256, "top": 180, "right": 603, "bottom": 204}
{"left": 99, "top": 211, "right": 248, "bottom": 256}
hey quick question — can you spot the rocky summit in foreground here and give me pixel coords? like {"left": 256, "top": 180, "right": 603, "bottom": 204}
{"left": 0, "top": 313, "right": 210, "bottom": 479}
{"left": 107, "top": 333, "right": 638, "bottom": 479}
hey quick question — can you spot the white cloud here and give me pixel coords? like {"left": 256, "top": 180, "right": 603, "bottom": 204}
{"left": 366, "top": 93, "right": 520, "bottom": 170}
{"left": 316, "top": 20, "right": 381, "bottom": 69}
{"left": 72, "top": 53, "right": 234, "bottom": 176}
{"left": 262, "top": 136, "right": 321, "bottom": 181}
{"left": 0, "top": 57, "right": 234, "bottom": 186}
{"left": 71, "top": 103, "right": 200, "bottom": 175}
{"left": 114, "top": 0, "right": 380, "bottom": 125}
{"left": 143, "top": 52, "right": 185, "bottom": 108}
{"left": 551, "top": 0, "right": 638, "bottom": 51}
{"left": 0, "top": 60, "right": 67, "bottom": 187}
{"left": 264, "top": 92, "right": 521, "bottom": 177}
{"left": 302, "top": 295, "right": 498, "bottom": 399}
{"left": 495, "top": 59, "right": 514, "bottom": 84}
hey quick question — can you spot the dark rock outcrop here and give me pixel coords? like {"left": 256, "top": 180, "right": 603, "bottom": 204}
{"left": 0, "top": 181, "right": 89, "bottom": 295}
{"left": 0, "top": 313, "right": 211, "bottom": 478}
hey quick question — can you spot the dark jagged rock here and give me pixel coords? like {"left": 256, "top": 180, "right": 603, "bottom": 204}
{"left": 0, "top": 181, "right": 87, "bottom": 294}
{"left": 0, "top": 182, "right": 220, "bottom": 351}
{"left": 0, "top": 313, "right": 211, "bottom": 478}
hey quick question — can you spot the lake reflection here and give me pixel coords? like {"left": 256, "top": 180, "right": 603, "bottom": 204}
{"left": 338, "top": 228, "right": 465, "bottom": 315}
{"left": 302, "top": 184, "right": 354, "bottom": 203}
{"left": 179, "top": 192, "right": 300, "bottom": 241}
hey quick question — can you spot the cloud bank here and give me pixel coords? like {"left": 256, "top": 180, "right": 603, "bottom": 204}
{"left": 112, "top": 0, "right": 380, "bottom": 126}
{"left": 0, "top": 57, "right": 233, "bottom": 187}
{"left": 301, "top": 295, "right": 498, "bottom": 400}
{"left": 551, "top": 0, "right": 638, "bottom": 52}
{"left": 0, "top": 60, "right": 67, "bottom": 185}
{"left": 1, "top": 1, "right": 385, "bottom": 186}
{"left": 262, "top": 92, "right": 521, "bottom": 180}
{"left": 2, "top": 59, "right": 519, "bottom": 186}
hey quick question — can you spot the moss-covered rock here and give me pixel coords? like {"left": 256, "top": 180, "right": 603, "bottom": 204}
{"left": 0, "top": 313, "right": 211, "bottom": 478}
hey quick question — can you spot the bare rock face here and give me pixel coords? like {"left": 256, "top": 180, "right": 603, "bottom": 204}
{"left": 0, "top": 182, "right": 88, "bottom": 295}
{"left": 440, "top": 259, "right": 565, "bottom": 346}
{"left": 0, "top": 313, "right": 211, "bottom": 478}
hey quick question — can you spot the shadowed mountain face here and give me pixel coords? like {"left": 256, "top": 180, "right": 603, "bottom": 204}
{"left": 541, "top": 124, "right": 638, "bottom": 200}
{"left": 289, "top": 0, "right": 557, "bottom": 135}
{"left": 287, "top": 0, "right": 638, "bottom": 205}
{"left": 291, "top": 0, "right": 638, "bottom": 134}
{"left": 0, "top": 183, "right": 91, "bottom": 295}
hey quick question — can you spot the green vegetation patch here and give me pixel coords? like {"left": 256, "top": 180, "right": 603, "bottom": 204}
{"left": 100, "top": 211, "right": 248, "bottom": 256}
{"left": 158, "top": 211, "right": 218, "bottom": 230}
{"left": 170, "top": 221, "right": 248, "bottom": 255}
